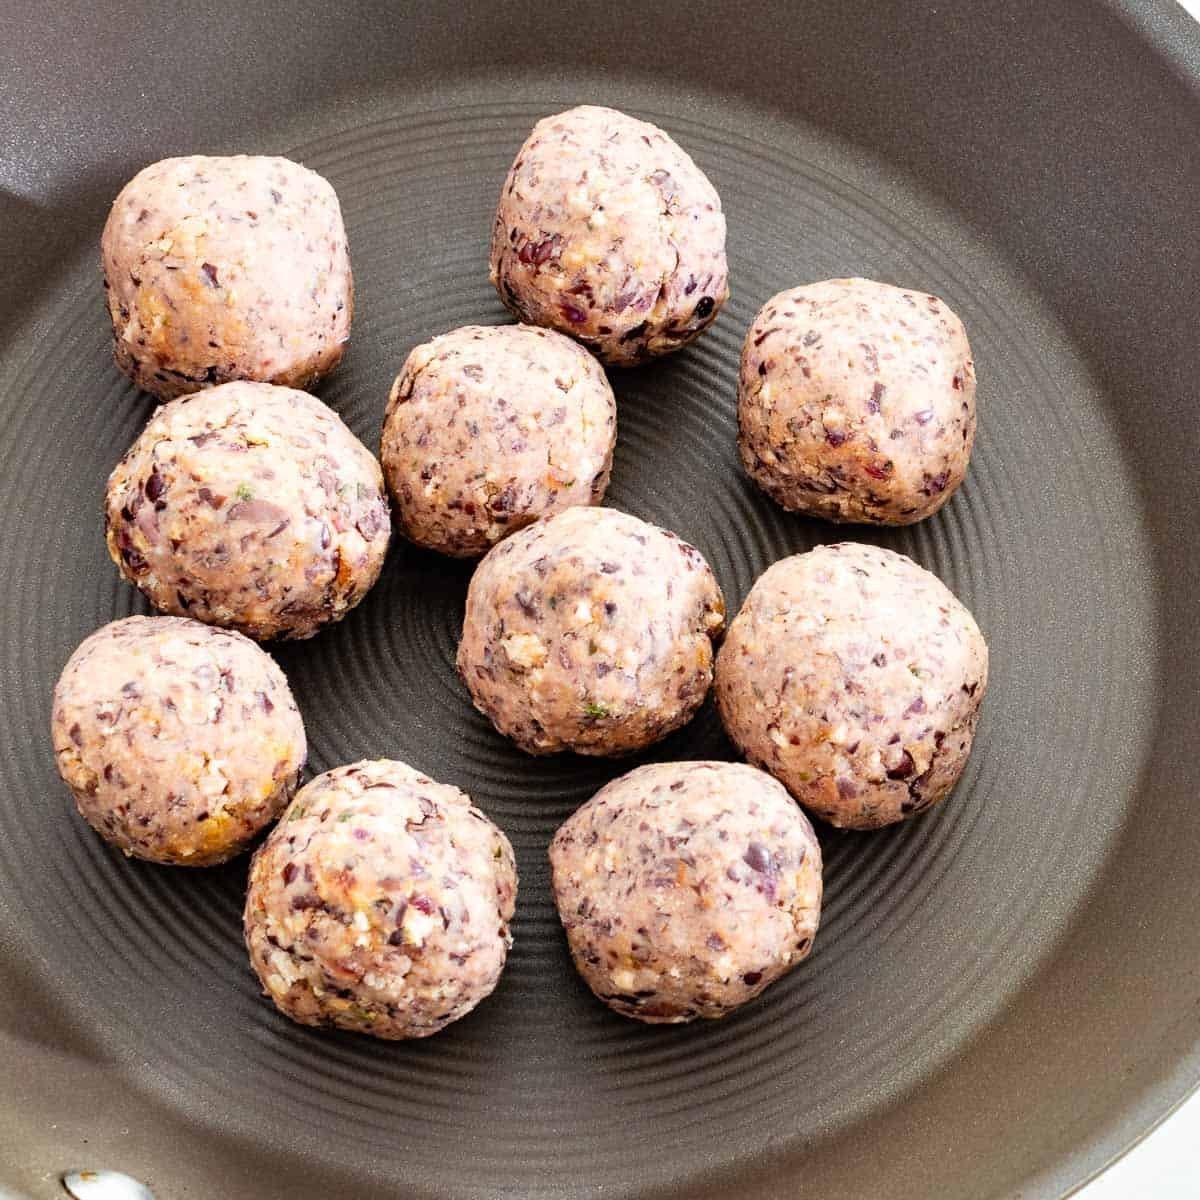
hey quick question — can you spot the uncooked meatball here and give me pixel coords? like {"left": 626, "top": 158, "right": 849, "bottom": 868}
{"left": 738, "top": 277, "right": 976, "bottom": 524}
{"left": 549, "top": 761, "right": 822, "bottom": 1023}
{"left": 105, "top": 380, "right": 391, "bottom": 641}
{"left": 381, "top": 324, "right": 616, "bottom": 557}
{"left": 51, "top": 616, "right": 305, "bottom": 866}
{"left": 102, "top": 154, "right": 352, "bottom": 400}
{"left": 244, "top": 759, "right": 517, "bottom": 1040}
{"left": 489, "top": 105, "right": 729, "bottom": 366}
{"left": 715, "top": 542, "right": 987, "bottom": 829}
{"left": 456, "top": 506, "right": 725, "bottom": 756}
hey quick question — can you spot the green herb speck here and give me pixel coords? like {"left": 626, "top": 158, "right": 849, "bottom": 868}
{"left": 583, "top": 701, "right": 610, "bottom": 719}
{"left": 337, "top": 811, "right": 354, "bottom": 823}
{"left": 235, "top": 483, "right": 253, "bottom": 501}
{"left": 288, "top": 805, "right": 306, "bottom": 822}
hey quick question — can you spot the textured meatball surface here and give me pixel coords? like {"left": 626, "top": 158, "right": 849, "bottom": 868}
{"left": 102, "top": 155, "right": 352, "bottom": 400}
{"left": 738, "top": 278, "right": 976, "bottom": 524}
{"left": 381, "top": 324, "right": 616, "bottom": 557}
{"left": 105, "top": 380, "right": 391, "bottom": 640}
{"left": 244, "top": 760, "right": 518, "bottom": 1040}
{"left": 457, "top": 506, "right": 725, "bottom": 756}
{"left": 715, "top": 542, "right": 987, "bottom": 829}
{"left": 550, "top": 761, "right": 822, "bottom": 1023}
{"left": 51, "top": 616, "right": 305, "bottom": 865}
{"left": 489, "top": 106, "right": 728, "bottom": 366}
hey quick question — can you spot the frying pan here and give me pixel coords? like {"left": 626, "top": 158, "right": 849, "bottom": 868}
{"left": 2, "top": 2, "right": 1198, "bottom": 1197}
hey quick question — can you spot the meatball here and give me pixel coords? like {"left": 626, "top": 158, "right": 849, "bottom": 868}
{"left": 105, "top": 380, "right": 391, "bottom": 641}
{"left": 489, "top": 105, "right": 729, "bottom": 366}
{"left": 457, "top": 506, "right": 725, "bottom": 756}
{"left": 102, "top": 155, "right": 352, "bottom": 400}
{"left": 549, "top": 761, "right": 822, "bottom": 1023}
{"left": 715, "top": 542, "right": 988, "bottom": 829}
{"left": 244, "top": 760, "right": 518, "bottom": 1040}
{"left": 50, "top": 616, "right": 305, "bottom": 866}
{"left": 738, "top": 277, "right": 976, "bottom": 524}
{"left": 381, "top": 324, "right": 616, "bottom": 557}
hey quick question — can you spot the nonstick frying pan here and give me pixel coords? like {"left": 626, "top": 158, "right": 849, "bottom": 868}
{"left": 2, "top": 2, "right": 1198, "bottom": 1197}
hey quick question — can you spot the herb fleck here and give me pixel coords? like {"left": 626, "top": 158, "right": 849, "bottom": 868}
{"left": 583, "top": 701, "right": 610, "bottom": 719}
{"left": 235, "top": 483, "right": 254, "bottom": 501}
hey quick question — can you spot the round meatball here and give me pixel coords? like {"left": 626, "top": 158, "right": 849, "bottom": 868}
{"left": 244, "top": 760, "right": 518, "bottom": 1040}
{"left": 105, "top": 380, "right": 391, "bottom": 641}
{"left": 381, "top": 324, "right": 616, "bottom": 557}
{"left": 549, "top": 761, "right": 822, "bottom": 1023}
{"left": 51, "top": 616, "right": 305, "bottom": 866}
{"left": 738, "top": 277, "right": 976, "bottom": 524}
{"left": 489, "top": 105, "right": 729, "bottom": 366}
{"left": 715, "top": 542, "right": 988, "bottom": 830}
{"left": 101, "top": 155, "right": 352, "bottom": 401}
{"left": 457, "top": 506, "right": 725, "bottom": 756}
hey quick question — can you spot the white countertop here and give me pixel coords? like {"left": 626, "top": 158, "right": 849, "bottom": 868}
{"left": 1081, "top": 1092, "right": 1200, "bottom": 1197}
{"left": 1076, "top": 1, "right": 1200, "bottom": 1195}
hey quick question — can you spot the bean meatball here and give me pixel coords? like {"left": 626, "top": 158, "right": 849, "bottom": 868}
{"left": 101, "top": 154, "right": 352, "bottom": 400}
{"left": 104, "top": 380, "right": 391, "bottom": 641}
{"left": 244, "top": 760, "right": 518, "bottom": 1039}
{"left": 549, "top": 761, "right": 822, "bottom": 1023}
{"left": 738, "top": 277, "right": 976, "bottom": 524}
{"left": 381, "top": 324, "right": 616, "bottom": 557}
{"left": 456, "top": 506, "right": 725, "bottom": 755}
{"left": 715, "top": 542, "right": 988, "bottom": 829}
{"left": 489, "top": 105, "right": 728, "bottom": 366}
{"left": 50, "top": 616, "right": 305, "bottom": 865}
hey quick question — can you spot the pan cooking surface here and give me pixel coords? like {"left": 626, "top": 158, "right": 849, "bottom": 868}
{"left": 1, "top": 6, "right": 1197, "bottom": 1199}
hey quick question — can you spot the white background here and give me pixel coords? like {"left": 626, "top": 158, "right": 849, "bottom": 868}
{"left": 1077, "top": 0, "right": 1200, "bottom": 1193}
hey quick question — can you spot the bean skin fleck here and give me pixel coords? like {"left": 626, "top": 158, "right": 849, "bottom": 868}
{"left": 743, "top": 842, "right": 772, "bottom": 873}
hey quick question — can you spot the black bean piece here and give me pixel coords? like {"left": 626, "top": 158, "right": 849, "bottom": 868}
{"left": 743, "top": 842, "right": 772, "bottom": 873}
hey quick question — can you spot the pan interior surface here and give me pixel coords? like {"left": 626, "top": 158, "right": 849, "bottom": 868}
{"left": 1, "top": 5, "right": 1197, "bottom": 1200}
